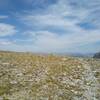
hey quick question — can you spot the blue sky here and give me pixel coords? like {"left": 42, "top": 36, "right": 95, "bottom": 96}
{"left": 0, "top": 0, "right": 100, "bottom": 53}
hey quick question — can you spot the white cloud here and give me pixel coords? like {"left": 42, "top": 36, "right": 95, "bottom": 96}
{"left": 0, "top": 39, "right": 13, "bottom": 45}
{"left": 0, "top": 23, "right": 17, "bottom": 37}
{"left": 17, "top": 30, "right": 99, "bottom": 53}
{"left": 2, "top": 0, "right": 99, "bottom": 53}
{"left": 0, "top": 15, "right": 8, "bottom": 19}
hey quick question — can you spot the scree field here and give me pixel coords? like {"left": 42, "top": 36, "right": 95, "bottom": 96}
{"left": 0, "top": 51, "right": 100, "bottom": 100}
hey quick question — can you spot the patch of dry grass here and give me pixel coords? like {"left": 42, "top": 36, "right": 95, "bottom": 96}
{"left": 0, "top": 51, "right": 99, "bottom": 100}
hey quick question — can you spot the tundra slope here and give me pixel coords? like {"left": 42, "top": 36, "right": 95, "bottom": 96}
{"left": 0, "top": 52, "right": 100, "bottom": 100}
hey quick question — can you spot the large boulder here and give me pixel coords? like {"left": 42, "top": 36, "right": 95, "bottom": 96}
{"left": 93, "top": 52, "right": 100, "bottom": 58}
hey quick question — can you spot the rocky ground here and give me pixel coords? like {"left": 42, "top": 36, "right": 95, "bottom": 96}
{"left": 0, "top": 52, "right": 100, "bottom": 100}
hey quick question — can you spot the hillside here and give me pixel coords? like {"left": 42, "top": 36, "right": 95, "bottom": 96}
{"left": 93, "top": 52, "right": 100, "bottom": 58}
{"left": 0, "top": 52, "right": 100, "bottom": 100}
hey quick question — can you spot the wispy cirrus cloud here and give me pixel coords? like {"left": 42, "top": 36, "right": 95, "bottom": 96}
{"left": 0, "top": 15, "right": 8, "bottom": 19}
{"left": 0, "top": 0, "right": 100, "bottom": 53}
{"left": 0, "top": 23, "right": 17, "bottom": 37}
{"left": 14, "top": 0, "right": 100, "bottom": 53}
{"left": 0, "top": 39, "right": 13, "bottom": 45}
{"left": 20, "top": 0, "right": 100, "bottom": 30}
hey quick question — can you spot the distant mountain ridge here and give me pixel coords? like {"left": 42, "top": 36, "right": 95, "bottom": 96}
{"left": 0, "top": 50, "right": 96, "bottom": 57}
{"left": 93, "top": 52, "right": 100, "bottom": 58}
